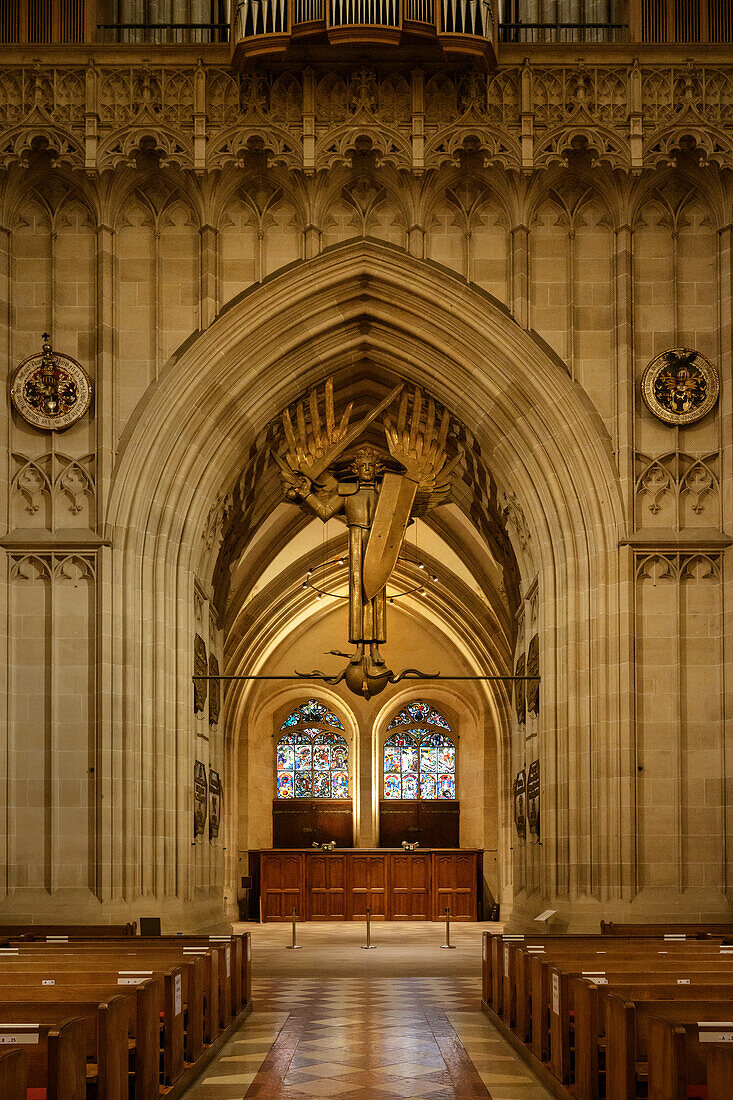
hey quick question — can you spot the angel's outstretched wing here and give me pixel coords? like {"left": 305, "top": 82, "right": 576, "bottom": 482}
{"left": 383, "top": 386, "right": 460, "bottom": 509}
{"left": 281, "top": 377, "right": 353, "bottom": 483}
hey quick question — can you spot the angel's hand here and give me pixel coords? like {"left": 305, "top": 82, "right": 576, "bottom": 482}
{"left": 283, "top": 471, "right": 313, "bottom": 502}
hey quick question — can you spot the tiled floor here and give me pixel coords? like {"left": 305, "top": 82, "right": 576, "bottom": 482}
{"left": 183, "top": 922, "right": 553, "bottom": 1100}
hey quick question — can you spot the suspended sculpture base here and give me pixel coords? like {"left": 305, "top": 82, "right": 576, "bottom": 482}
{"left": 295, "top": 655, "right": 440, "bottom": 699}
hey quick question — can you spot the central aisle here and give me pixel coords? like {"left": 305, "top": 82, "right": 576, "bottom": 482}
{"left": 184, "top": 922, "right": 553, "bottom": 1100}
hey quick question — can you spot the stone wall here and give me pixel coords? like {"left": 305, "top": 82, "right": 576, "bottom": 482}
{"left": 0, "top": 50, "right": 731, "bottom": 927}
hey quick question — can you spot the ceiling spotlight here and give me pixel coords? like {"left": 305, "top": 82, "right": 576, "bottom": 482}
{"left": 307, "top": 568, "right": 313, "bottom": 576}
{"left": 420, "top": 588, "right": 427, "bottom": 596}
{"left": 302, "top": 582, "right": 307, "bottom": 589}
{"left": 431, "top": 575, "right": 438, "bottom": 582}
{"left": 338, "top": 559, "right": 345, "bottom": 566}
{"left": 418, "top": 562, "right": 426, "bottom": 570}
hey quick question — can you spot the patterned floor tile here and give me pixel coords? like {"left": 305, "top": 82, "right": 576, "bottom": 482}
{"left": 184, "top": 922, "right": 555, "bottom": 1099}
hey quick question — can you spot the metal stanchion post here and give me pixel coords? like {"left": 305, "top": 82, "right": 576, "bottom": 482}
{"left": 285, "top": 907, "right": 302, "bottom": 950}
{"left": 361, "top": 905, "right": 376, "bottom": 949}
{"left": 440, "top": 905, "right": 456, "bottom": 949}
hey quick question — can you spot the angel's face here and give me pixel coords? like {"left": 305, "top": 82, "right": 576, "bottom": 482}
{"left": 356, "top": 452, "right": 376, "bottom": 482}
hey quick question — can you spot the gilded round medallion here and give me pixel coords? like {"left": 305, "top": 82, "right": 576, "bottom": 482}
{"left": 641, "top": 348, "right": 719, "bottom": 426}
{"left": 11, "top": 336, "right": 92, "bottom": 432}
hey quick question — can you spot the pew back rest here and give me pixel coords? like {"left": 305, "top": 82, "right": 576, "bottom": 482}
{"left": 0, "top": 1046, "right": 25, "bottom": 1100}
{"left": 707, "top": 1044, "right": 733, "bottom": 1100}
{"left": 47, "top": 1015, "right": 87, "bottom": 1100}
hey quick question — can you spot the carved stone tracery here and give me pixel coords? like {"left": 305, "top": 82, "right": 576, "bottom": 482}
{"left": 635, "top": 452, "right": 720, "bottom": 527}
{"left": 0, "top": 60, "right": 729, "bottom": 175}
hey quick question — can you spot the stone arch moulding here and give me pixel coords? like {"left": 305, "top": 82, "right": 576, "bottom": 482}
{"left": 103, "top": 238, "right": 627, "bottom": 929}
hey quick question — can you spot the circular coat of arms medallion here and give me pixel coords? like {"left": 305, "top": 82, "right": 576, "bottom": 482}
{"left": 10, "top": 337, "right": 92, "bottom": 432}
{"left": 641, "top": 348, "right": 719, "bottom": 426}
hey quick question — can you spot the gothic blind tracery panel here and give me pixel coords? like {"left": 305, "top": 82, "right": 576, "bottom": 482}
{"left": 276, "top": 700, "right": 349, "bottom": 800}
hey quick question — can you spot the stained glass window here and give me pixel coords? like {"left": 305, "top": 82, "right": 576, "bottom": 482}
{"left": 276, "top": 704, "right": 349, "bottom": 799}
{"left": 280, "top": 699, "right": 344, "bottom": 730}
{"left": 383, "top": 706, "right": 456, "bottom": 800}
{"left": 386, "top": 701, "right": 451, "bottom": 731}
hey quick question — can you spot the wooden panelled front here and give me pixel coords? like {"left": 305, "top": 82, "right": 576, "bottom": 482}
{"left": 306, "top": 853, "right": 348, "bottom": 920}
{"left": 272, "top": 799, "right": 355, "bottom": 848}
{"left": 350, "top": 854, "right": 388, "bottom": 920}
{"left": 379, "top": 801, "right": 459, "bottom": 849}
{"left": 260, "top": 851, "right": 304, "bottom": 921}
{"left": 272, "top": 800, "right": 353, "bottom": 848}
{"left": 432, "top": 850, "right": 477, "bottom": 920}
{"left": 390, "top": 852, "right": 431, "bottom": 920}
{"left": 255, "top": 849, "right": 479, "bottom": 921}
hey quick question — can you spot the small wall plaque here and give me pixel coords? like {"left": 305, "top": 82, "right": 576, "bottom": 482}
{"left": 641, "top": 348, "right": 719, "bottom": 426}
{"left": 11, "top": 335, "right": 92, "bottom": 432}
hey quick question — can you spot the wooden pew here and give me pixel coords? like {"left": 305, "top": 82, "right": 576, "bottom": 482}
{"left": 0, "top": 932, "right": 252, "bottom": 1100}
{"left": 647, "top": 1014, "right": 733, "bottom": 1100}
{"left": 604, "top": 994, "right": 733, "bottom": 1100}
{"left": 0, "top": 1046, "right": 26, "bottom": 1100}
{"left": 707, "top": 1044, "right": 733, "bottom": 1100}
{"left": 0, "top": 924, "right": 136, "bottom": 941}
{"left": 0, "top": 976, "right": 162, "bottom": 1099}
{"left": 0, "top": 998, "right": 129, "bottom": 1100}
{"left": 0, "top": 962, "right": 186, "bottom": 1089}
{"left": 2, "top": 945, "right": 205, "bottom": 1064}
{"left": 601, "top": 921, "right": 733, "bottom": 939}
{"left": 30, "top": 1017, "right": 86, "bottom": 1100}
{"left": 552, "top": 964, "right": 733, "bottom": 1087}
{"left": 485, "top": 930, "right": 728, "bottom": 1021}
{"left": 482, "top": 929, "right": 733, "bottom": 1100}
{"left": 528, "top": 944, "right": 730, "bottom": 1066}
{"left": 18, "top": 937, "right": 230, "bottom": 1041}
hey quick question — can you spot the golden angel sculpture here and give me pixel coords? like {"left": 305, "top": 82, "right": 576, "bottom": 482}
{"left": 273, "top": 379, "right": 459, "bottom": 698}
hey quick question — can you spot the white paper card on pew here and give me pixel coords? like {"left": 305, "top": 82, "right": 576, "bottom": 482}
{"left": 46, "top": 936, "right": 68, "bottom": 942}
{"left": 699, "top": 1022, "right": 733, "bottom": 1043}
{"left": 582, "top": 972, "right": 608, "bottom": 985}
{"left": 504, "top": 947, "right": 509, "bottom": 977}
{"left": 118, "top": 970, "right": 153, "bottom": 986}
{"left": 42, "top": 980, "right": 55, "bottom": 986}
{"left": 664, "top": 934, "right": 686, "bottom": 941}
{"left": 678, "top": 979, "right": 691, "bottom": 985}
{"left": 0, "top": 948, "right": 19, "bottom": 955}
{"left": 535, "top": 910, "right": 556, "bottom": 922}
{"left": 552, "top": 973, "right": 560, "bottom": 1015}
{"left": 0, "top": 1026, "right": 40, "bottom": 1045}
{"left": 226, "top": 946, "right": 231, "bottom": 978}
{"left": 183, "top": 948, "right": 209, "bottom": 954}
{"left": 175, "top": 973, "right": 182, "bottom": 1016}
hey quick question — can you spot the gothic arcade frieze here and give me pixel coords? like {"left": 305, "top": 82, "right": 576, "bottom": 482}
{"left": 0, "top": 60, "right": 731, "bottom": 176}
